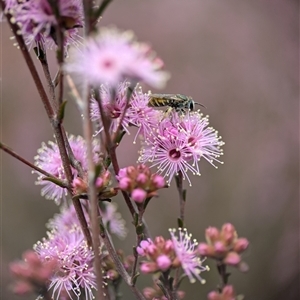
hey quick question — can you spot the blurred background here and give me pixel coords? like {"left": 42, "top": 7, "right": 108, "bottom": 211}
{"left": 1, "top": 0, "right": 299, "bottom": 299}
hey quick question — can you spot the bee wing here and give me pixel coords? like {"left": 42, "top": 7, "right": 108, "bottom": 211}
{"left": 150, "top": 94, "right": 187, "bottom": 101}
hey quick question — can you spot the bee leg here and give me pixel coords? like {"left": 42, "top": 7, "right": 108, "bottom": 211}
{"left": 163, "top": 107, "right": 173, "bottom": 118}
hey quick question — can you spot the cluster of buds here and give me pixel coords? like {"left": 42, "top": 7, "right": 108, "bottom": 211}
{"left": 117, "top": 165, "right": 165, "bottom": 204}
{"left": 72, "top": 169, "right": 118, "bottom": 200}
{"left": 207, "top": 285, "right": 243, "bottom": 300}
{"left": 137, "top": 236, "right": 180, "bottom": 273}
{"left": 143, "top": 283, "right": 185, "bottom": 300}
{"left": 9, "top": 250, "right": 58, "bottom": 296}
{"left": 198, "top": 223, "right": 249, "bottom": 272}
{"left": 102, "top": 250, "right": 134, "bottom": 282}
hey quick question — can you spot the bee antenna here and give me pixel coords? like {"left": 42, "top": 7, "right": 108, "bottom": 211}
{"left": 195, "top": 102, "right": 206, "bottom": 108}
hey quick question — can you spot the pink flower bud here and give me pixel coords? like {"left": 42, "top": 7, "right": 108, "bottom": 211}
{"left": 224, "top": 252, "right": 241, "bottom": 266}
{"left": 165, "top": 240, "right": 174, "bottom": 252}
{"left": 156, "top": 254, "right": 171, "bottom": 271}
{"left": 137, "top": 173, "right": 148, "bottom": 184}
{"left": 119, "top": 177, "right": 131, "bottom": 190}
{"left": 198, "top": 243, "right": 210, "bottom": 256}
{"left": 221, "top": 223, "right": 236, "bottom": 244}
{"left": 152, "top": 174, "right": 165, "bottom": 188}
{"left": 143, "top": 287, "right": 155, "bottom": 299}
{"left": 207, "top": 291, "right": 220, "bottom": 300}
{"left": 95, "top": 177, "right": 103, "bottom": 188}
{"left": 126, "top": 166, "right": 136, "bottom": 176}
{"left": 137, "top": 239, "right": 152, "bottom": 255}
{"left": 140, "top": 262, "right": 157, "bottom": 273}
{"left": 131, "top": 188, "right": 147, "bottom": 203}
{"left": 205, "top": 227, "right": 219, "bottom": 243}
{"left": 222, "top": 285, "right": 235, "bottom": 297}
{"left": 233, "top": 238, "right": 249, "bottom": 253}
{"left": 214, "top": 241, "right": 227, "bottom": 255}
{"left": 118, "top": 168, "right": 127, "bottom": 178}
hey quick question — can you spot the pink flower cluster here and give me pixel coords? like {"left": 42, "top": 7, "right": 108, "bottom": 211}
{"left": 34, "top": 207, "right": 97, "bottom": 300}
{"left": 10, "top": 250, "right": 58, "bottom": 296}
{"left": 137, "top": 228, "right": 207, "bottom": 283}
{"left": 139, "top": 111, "right": 224, "bottom": 185}
{"left": 117, "top": 165, "right": 165, "bottom": 204}
{"left": 198, "top": 223, "right": 249, "bottom": 272}
{"left": 90, "top": 81, "right": 162, "bottom": 142}
{"left": 4, "top": 0, "right": 83, "bottom": 49}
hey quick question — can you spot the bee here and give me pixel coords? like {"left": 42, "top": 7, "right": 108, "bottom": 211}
{"left": 148, "top": 94, "right": 204, "bottom": 113}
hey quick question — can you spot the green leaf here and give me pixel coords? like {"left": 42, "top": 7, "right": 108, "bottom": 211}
{"left": 58, "top": 100, "right": 67, "bottom": 122}
{"left": 42, "top": 176, "right": 67, "bottom": 188}
{"left": 136, "top": 224, "right": 144, "bottom": 236}
{"left": 131, "top": 272, "right": 140, "bottom": 285}
{"left": 177, "top": 218, "right": 184, "bottom": 228}
{"left": 94, "top": 164, "right": 102, "bottom": 181}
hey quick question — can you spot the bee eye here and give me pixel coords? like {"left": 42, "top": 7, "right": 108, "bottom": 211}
{"left": 190, "top": 101, "right": 194, "bottom": 111}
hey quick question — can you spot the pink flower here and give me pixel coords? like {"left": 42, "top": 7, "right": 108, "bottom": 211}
{"left": 170, "top": 228, "right": 207, "bottom": 284}
{"left": 156, "top": 255, "right": 172, "bottom": 271}
{"left": 34, "top": 135, "right": 99, "bottom": 204}
{"left": 139, "top": 111, "right": 224, "bottom": 185}
{"left": 117, "top": 165, "right": 165, "bottom": 203}
{"left": 65, "top": 27, "right": 170, "bottom": 88}
{"left": 131, "top": 188, "right": 147, "bottom": 203}
{"left": 34, "top": 225, "right": 96, "bottom": 300}
{"left": 90, "top": 81, "right": 162, "bottom": 142}
{"left": 100, "top": 202, "right": 128, "bottom": 239}
{"left": 13, "top": 0, "right": 83, "bottom": 49}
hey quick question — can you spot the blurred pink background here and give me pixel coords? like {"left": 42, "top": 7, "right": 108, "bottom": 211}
{"left": 1, "top": 0, "right": 299, "bottom": 299}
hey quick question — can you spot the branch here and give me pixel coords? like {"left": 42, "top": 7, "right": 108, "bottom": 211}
{"left": 0, "top": 142, "right": 67, "bottom": 188}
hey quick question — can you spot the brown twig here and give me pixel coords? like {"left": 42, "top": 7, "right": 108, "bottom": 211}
{"left": 0, "top": 142, "right": 67, "bottom": 187}
{"left": 175, "top": 171, "right": 186, "bottom": 227}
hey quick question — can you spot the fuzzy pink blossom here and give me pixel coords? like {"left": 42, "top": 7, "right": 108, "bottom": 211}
{"left": 139, "top": 111, "right": 224, "bottom": 185}
{"left": 34, "top": 225, "right": 96, "bottom": 300}
{"left": 34, "top": 135, "right": 99, "bottom": 204}
{"left": 170, "top": 228, "right": 208, "bottom": 284}
{"left": 90, "top": 81, "right": 162, "bottom": 142}
{"left": 11, "top": 0, "right": 83, "bottom": 49}
{"left": 65, "top": 27, "right": 170, "bottom": 88}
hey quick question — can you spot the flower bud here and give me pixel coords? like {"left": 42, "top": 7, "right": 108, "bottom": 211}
{"left": 156, "top": 255, "right": 171, "bottom": 271}
{"left": 214, "top": 241, "right": 227, "bottom": 255}
{"left": 221, "top": 223, "right": 236, "bottom": 244}
{"left": 233, "top": 238, "right": 249, "bottom": 253}
{"left": 205, "top": 227, "right": 219, "bottom": 243}
{"left": 224, "top": 252, "right": 241, "bottom": 266}
{"left": 140, "top": 262, "right": 157, "bottom": 273}
{"left": 131, "top": 188, "right": 147, "bottom": 203}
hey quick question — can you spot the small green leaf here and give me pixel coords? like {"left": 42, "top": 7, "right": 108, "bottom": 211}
{"left": 94, "top": 164, "right": 102, "bottom": 181}
{"left": 131, "top": 272, "right": 140, "bottom": 285}
{"left": 136, "top": 224, "right": 144, "bottom": 236}
{"left": 177, "top": 218, "right": 184, "bottom": 228}
{"left": 133, "top": 213, "right": 139, "bottom": 226}
{"left": 42, "top": 176, "right": 67, "bottom": 188}
{"left": 58, "top": 100, "right": 67, "bottom": 122}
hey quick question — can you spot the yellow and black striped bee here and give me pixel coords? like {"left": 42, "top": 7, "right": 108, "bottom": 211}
{"left": 148, "top": 94, "right": 204, "bottom": 113}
